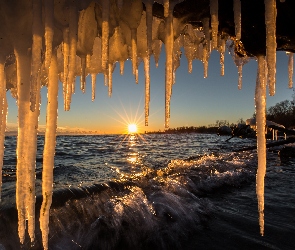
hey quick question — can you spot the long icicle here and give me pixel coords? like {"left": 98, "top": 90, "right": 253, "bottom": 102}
{"left": 165, "top": 6, "right": 174, "bottom": 128}
{"left": 63, "top": 28, "right": 70, "bottom": 110}
{"left": 80, "top": 56, "right": 86, "bottom": 93}
{"left": 69, "top": 5, "right": 78, "bottom": 96}
{"left": 255, "top": 55, "right": 267, "bottom": 236}
{"left": 26, "top": 67, "right": 41, "bottom": 245}
{"left": 202, "top": 18, "right": 210, "bottom": 78}
{"left": 143, "top": 56, "right": 150, "bottom": 126}
{"left": 131, "top": 28, "right": 139, "bottom": 83}
{"left": 15, "top": 50, "right": 40, "bottom": 244}
{"left": 0, "top": 59, "right": 7, "bottom": 202}
{"left": 40, "top": 51, "right": 59, "bottom": 250}
{"left": 15, "top": 51, "right": 31, "bottom": 244}
{"left": 287, "top": 52, "right": 293, "bottom": 88}
{"left": 264, "top": 0, "right": 277, "bottom": 96}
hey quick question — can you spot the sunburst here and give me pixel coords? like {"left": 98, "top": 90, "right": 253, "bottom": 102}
{"left": 128, "top": 123, "right": 138, "bottom": 134}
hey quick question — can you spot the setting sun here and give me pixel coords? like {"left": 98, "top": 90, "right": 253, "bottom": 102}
{"left": 128, "top": 124, "right": 138, "bottom": 134}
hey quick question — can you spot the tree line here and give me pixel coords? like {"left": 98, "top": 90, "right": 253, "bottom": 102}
{"left": 264, "top": 99, "right": 295, "bottom": 128}
{"left": 145, "top": 99, "right": 295, "bottom": 134}
{"left": 145, "top": 119, "right": 246, "bottom": 134}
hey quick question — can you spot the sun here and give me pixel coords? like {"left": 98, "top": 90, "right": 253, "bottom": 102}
{"left": 128, "top": 123, "right": 138, "bottom": 134}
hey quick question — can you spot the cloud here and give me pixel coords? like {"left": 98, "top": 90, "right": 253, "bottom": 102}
{"left": 5, "top": 123, "right": 100, "bottom": 135}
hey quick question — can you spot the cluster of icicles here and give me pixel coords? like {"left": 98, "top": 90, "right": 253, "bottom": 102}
{"left": 0, "top": 0, "right": 293, "bottom": 249}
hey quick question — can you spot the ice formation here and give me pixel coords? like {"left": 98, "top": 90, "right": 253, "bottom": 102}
{"left": 287, "top": 52, "right": 293, "bottom": 89}
{"left": 0, "top": 0, "right": 292, "bottom": 248}
{"left": 265, "top": 0, "right": 277, "bottom": 96}
{"left": 255, "top": 55, "right": 267, "bottom": 236}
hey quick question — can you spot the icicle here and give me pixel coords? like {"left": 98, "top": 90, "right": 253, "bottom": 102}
{"left": 264, "top": 0, "right": 277, "bottom": 96}
{"left": 144, "top": 0, "right": 153, "bottom": 55}
{"left": 80, "top": 56, "right": 86, "bottom": 93}
{"left": 26, "top": 68, "right": 41, "bottom": 246}
{"left": 104, "top": 73, "right": 108, "bottom": 86}
{"left": 63, "top": 28, "right": 71, "bottom": 111}
{"left": 203, "top": 18, "right": 210, "bottom": 44}
{"left": 238, "top": 64, "right": 243, "bottom": 89}
{"left": 40, "top": 52, "right": 58, "bottom": 250}
{"left": 15, "top": 50, "right": 40, "bottom": 244}
{"left": 86, "top": 54, "right": 91, "bottom": 69}
{"left": 0, "top": 60, "right": 7, "bottom": 202}
{"left": 30, "top": 0, "right": 42, "bottom": 112}
{"left": 233, "top": 0, "right": 241, "bottom": 40}
{"left": 202, "top": 18, "right": 210, "bottom": 78}
{"left": 188, "top": 60, "right": 193, "bottom": 73}
{"left": 15, "top": 52, "right": 31, "bottom": 243}
{"left": 44, "top": 0, "right": 54, "bottom": 69}
{"left": 143, "top": 56, "right": 150, "bottom": 126}
{"left": 108, "top": 63, "right": 113, "bottom": 97}
{"left": 91, "top": 74, "right": 96, "bottom": 101}
{"left": 287, "top": 52, "right": 293, "bottom": 88}
{"left": 165, "top": 7, "right": 174, "bottom": 128}
{"left": 202, "top": 43, "right": 209, "bottom": 78}
{"left": 219, "top": 37, "right": 225, "bottom": 76}
{"left": 69, "top": 5, "right": 78, "bottom": 96}
{"left": 173, "top": 36, "right": 183, "bottom": 77}
{"left": 152, "top": 40, "right": 162, "bottom": 68}
{"left": 255, "top": 55, "right": 267, "bottom": 236}
{"left": 101, "top": 0, "right": 110, "bottom": 74}
{"left": 131, "top": 28, "right": 139, "bottom": 83}
{"left": 120, "top": 61, "right": 125, "bottom": 75}
{"left": 210, "top": 0, "right": 219, "bottom": 49}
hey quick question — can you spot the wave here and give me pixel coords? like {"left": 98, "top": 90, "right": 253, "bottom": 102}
{"left": 0, "top": 152, "right": 256, "bottom": 249}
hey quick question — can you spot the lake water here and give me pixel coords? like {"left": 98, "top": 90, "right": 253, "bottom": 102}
{"left": 0, "top": 133, "right": 294, "bottom": 249}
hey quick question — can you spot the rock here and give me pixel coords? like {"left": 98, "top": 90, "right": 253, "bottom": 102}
{"left": 279, "top": 146, "right": 295, "bottom": 158}
{"left": 232, "top": 124, "right": 256, "bottom": 138}
{"left": 217, "top": 126, "right": 232, "bottom": 136}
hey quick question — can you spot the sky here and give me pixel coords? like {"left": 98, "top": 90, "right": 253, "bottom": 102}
{"left": 6, "top": 49, "right": 294, "bottom": 134}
